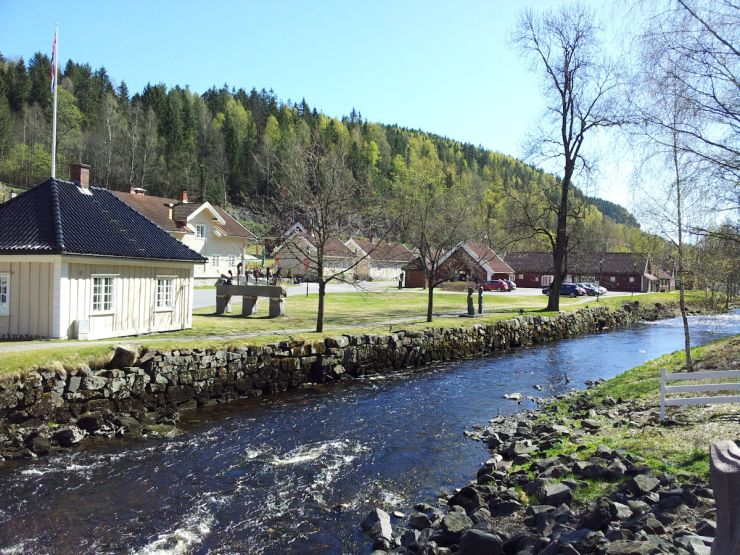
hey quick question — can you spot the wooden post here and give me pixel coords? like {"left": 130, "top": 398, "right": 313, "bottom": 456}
{"left": 660, "top": 367, "right": 667, "bottom": 422}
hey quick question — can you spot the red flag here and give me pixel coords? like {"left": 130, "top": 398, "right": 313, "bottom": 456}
{"left": 50, "top": 29, "right": 57, "bottom": 93}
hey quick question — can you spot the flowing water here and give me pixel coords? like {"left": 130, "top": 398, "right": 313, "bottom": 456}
{"left": 0, "top": 312, "right": 737, "bottom": 554}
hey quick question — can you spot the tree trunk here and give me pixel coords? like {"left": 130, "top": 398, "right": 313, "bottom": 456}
{"left": 426, "top": 283, "right": 435, "bottom": 322}
{"left": 546, "top": 172, "right": 572, "bottom": 312}
{"left": 316, "top": 280, "right": 326, "bottom": 333}
{"left": 678, "top": 279, "right": 692, "bottom": 370}
{"left": 673, "top": 130, "right": 692, "bottom": 371}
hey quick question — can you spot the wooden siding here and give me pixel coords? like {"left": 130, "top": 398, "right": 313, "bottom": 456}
{"left": 65, "top": 261, "right": 193, "bottom": 340}
{"left": 0, "top": 260, "right": 54, "bottom": 339}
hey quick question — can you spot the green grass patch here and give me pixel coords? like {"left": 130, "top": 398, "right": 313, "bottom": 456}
{"left": 530, "top": 336, "right": 740, "bottom": 482}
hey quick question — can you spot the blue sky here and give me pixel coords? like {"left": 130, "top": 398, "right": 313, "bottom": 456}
{"left": 0, "top": 0, "right": 630, "bottom": 207}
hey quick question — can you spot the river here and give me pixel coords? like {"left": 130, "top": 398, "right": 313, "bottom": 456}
{"left": 0, "top": 312, "right": 737, "bottom": 555}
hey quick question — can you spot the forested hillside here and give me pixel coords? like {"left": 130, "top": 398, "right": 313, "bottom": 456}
{"left": 0, "top": 51, "right": 664, "bottom": 256}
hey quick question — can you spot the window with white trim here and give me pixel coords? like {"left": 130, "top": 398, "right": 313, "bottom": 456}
{"left": 195, "top": 224, "right": 206, "bottom": 239}
{"left": 610, "top": 276, "right": 616, "bottom": 283}
{"left": 91, "top": 276, "right": 114, "bottom": 312}
{"left": 156, "top": 277, "right": 175, "bottom": 309}
{"left": 0, "top": 273, "right": 9, "bottom": 315}
{"left": 629, "top": 277, "right": 635, "bottom": 283}
{"left": 228, "top": 255, "right": 236, "bottom": 268}
{"left": 211, "top": 255, "right": 220, "bottom": 268}
{"left": 518, "top": 274, "right": 524, "bottom": 280}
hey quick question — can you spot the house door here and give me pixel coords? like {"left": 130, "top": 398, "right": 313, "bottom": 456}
{"left": 541, "top": 275, "right": 554, "bottom": 286}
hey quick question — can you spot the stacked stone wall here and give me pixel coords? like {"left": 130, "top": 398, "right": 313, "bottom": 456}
{"left": 0, "top": 302, "right": 673, "bottom": 460}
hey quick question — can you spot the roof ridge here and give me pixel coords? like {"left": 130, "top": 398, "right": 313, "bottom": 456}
{"left": 49, "top": 179, "right": 66, "bottom": 252}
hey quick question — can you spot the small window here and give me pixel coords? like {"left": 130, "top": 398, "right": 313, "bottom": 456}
{"left": 518, "top": 274, "right": 524, "bottom": 280}
{"left": 211, "top": 255, "right": 220, "bottom": 268}
{"left": 92, "top": 276, "right": 114, "bottom": 313}
{"left": 156, "top": 277, "right": 175, "bottom": 309}
{"left": 610, "top": 276, "right": 616, "bottom": 283}
{"left": 0, "top": 273, "right": 9, "bottom": 315}
{"left": 228, "top": 255, "right": 236, "bottom": 268}
{"left": 195, "top": 224, "right": 206, "bottom": 239}
{"left": 629, "top": 277, "right": 635, "bottom": 283}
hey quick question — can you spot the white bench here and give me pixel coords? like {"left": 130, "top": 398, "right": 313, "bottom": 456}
{"left": 660, "top": 368, "right": 740, "bottom": 421}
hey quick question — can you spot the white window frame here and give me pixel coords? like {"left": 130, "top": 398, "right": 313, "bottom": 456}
{"left": 629, "top": 276, "right": 635, "bottom": 283}
{"left": 0, "top": 272, "right": 9, "bottom": 316}
{"left": 155, "top": 275, "right": 176, "bottom": 311}
{"left": 195, "top": 224, "right": 206, "bottom": 239}
{"left": 610, "top": 276, "right": 616, "bottom": 283}
{"left": 227, "top": 254, "right": 236, "bottom": 268}
{"left": 91, "top": 274, "right": 116, "bottom": 314}
{"left": 211, "top": 255, "right": 220, "bottom": 268}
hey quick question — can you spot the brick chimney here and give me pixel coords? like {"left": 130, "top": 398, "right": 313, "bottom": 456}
{"left": 179, "top": 189, "right": 189, "bottom": 203}
{"left": 70, "top": 163, "right": 91, "bottom": 188}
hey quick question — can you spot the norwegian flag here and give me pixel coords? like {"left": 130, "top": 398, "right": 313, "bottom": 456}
{"left": 50, "top": 28, "right": 57, "bottom": 93}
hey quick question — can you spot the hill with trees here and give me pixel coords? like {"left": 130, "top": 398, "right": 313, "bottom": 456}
{"left": 0, "top": 51, "right": 658, "bottom": 256}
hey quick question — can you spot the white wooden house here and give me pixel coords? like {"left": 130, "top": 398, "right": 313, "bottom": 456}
{"left": 114, "top": 189, "right": 256, "bottom": 285}
{"left": 0, "top": 165, "right": 206, "bottom": 340}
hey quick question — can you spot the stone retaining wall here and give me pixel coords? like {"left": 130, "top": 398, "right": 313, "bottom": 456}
{"left": 0, "top": 302, "right": 673, "bottom": 460}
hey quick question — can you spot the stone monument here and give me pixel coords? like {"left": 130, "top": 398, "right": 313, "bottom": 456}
{"left": 467, "top": 287, "right": 475, "bottom": 316}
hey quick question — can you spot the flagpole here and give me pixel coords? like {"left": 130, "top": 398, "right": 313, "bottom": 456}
{"left": 51, "top": 23, "right": 58, "bottom": 179}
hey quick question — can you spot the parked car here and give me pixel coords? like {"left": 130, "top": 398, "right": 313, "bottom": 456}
{"left": 577, "top": 282, "right": 599, "bottom": 296}
{"left": 541, "top": 283, "right": 587, "bottom": 297}
{"left": 481, "top": 279, "right": 510, "bottom": 292}
{"left": 589, "top": 282, "right": 608, "bottom": 295}
{"left": 503, "top": 279, "right": 517, "bottom": 291}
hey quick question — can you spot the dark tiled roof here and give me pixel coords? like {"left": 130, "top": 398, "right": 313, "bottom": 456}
{"left": 351, "top": 238, "right": 415, "bottom": 262}
{"left": 463, "top": 241, "right": 514, "bottom": 274}
{"left": 171, "top": 202, "right": 200, "bottom": 222}
{"left": 113, "top": 191, "right": 256, "bottom": 239}
{"left": 0, "top": 179, "right": 206, "bottom": 262}
{"left": 504, "top": 252, "right": 650, "bottom": 275}
{"left": 569, "top": 252, "right": 650, "bottom": 275}
{"left": 504, "top": 252, "right": 555, "bottom": 273}
{"left": 213, "top": 206, "right": 257, "bottom": 240}
{"left": 111, "top": 192, "right": 181, "bottom": 232}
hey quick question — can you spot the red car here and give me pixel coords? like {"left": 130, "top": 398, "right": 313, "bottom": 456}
{"left": 480, "top": 279, "right": 509, "bottom": 292}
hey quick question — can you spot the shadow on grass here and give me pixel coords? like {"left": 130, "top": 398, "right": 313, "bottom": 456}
{"left": 198, "top": 312, "right": 276, "bottom": 321}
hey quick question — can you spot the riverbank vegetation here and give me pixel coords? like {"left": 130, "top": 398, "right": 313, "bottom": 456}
{"left": 532, "top": 336, "right": 740, "bottom": 485}
{"left": 369, "top": 335, "right": 738, "bottom": 553}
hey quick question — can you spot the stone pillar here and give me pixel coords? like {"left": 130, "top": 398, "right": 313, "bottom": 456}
{"left": 710, "top": 440, "right": 740, "bottom": 555}
{"left": 467, "top": 287, "right": 475, "bottom": 316}
{"left": 269, "top": 297, "right": 285, "bottom": 318}
{"left": 242, "top": 296, "right": 258, "bottom": 316}
{"left": 478, "top": 287, "right": 483, "bottom": 314}
{"left": 216, "top": 295, "right": 231, "bottom": 315}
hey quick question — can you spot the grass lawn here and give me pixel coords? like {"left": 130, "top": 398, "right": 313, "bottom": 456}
{"left": 531, "top": 335, "right": 740, "bottom": 483}
{"left": 0, "top": 289, "right": 705, "bottom": 375}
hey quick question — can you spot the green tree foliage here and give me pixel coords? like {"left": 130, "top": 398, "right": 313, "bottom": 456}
{"left": 0, "top": 49, "right": 663, "bottom": 259}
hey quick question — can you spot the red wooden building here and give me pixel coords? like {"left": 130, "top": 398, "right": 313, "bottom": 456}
{"left": 502, "top": 251, "right": 661, "bottom": 293}
{"left": 403, "top": 241, "right": 513, "bottom": 288}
